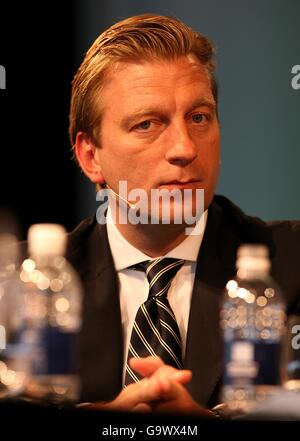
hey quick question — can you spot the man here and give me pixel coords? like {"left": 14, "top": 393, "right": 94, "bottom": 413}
{"left": 67, "top": 14, "right": 300, "bottom": 415}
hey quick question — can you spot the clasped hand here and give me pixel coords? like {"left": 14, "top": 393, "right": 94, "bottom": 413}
{"left": 83, "top": 356, "right": 212, "bottom": 417}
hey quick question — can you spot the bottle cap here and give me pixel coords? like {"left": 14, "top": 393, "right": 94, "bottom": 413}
{"left": 28, "top": 224, "right": 67, "bottom": 257}
{"left": 236, "top": 244, "right": 270, "bottom": 272}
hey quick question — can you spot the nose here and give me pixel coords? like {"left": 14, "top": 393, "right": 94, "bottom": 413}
{"left": 165, "top": 122, "right": 197, "bottom": 166}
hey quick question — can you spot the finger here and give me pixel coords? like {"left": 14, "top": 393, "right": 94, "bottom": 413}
{"left": 132, "top": 403, "right": 152, "bottom": 413}
{"left": 76, "top": 402, "right": 93, "bottom": 408}
{"left": 154, "top": 374, "right": 172, "bottom": 397}
{"left": 142, "top": 368, "right": 184, "bottom": 401}
{"left": 106, "top": 379, "right": 160, "bottom": 411}
{"left": 171, "top": 369, "right": 192, "bottom": 384}
{"left": 120, "top": 374, "right": 171, "bottom": 406}
{"left": 79, "top": 401, "right": 107, "bottom": 410}
{"left": 130, "top": 357, "right": 191, "bottom": 385}
{"left": 143, "top": 366, "right": 192, "bottom": 400}
{"left": 146, "top": 374, "right": 180, "bottom": 401}
{"left": 149, "top": 374, "right": 193, "bottom": 404}
{"left": 149, "top": 364, "right": 192, "bottom": 386}
{"left": 129, "top": 356, "right": 164, "bottom": 377}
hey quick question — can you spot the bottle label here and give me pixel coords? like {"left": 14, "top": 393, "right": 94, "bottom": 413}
{"left": 224, "top": 340, "right": 281, "bottom": 386}
{"left": 31, "top": 327, "right": 78, "bottom": 375}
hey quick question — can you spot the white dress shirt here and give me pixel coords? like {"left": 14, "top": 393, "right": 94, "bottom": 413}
{"left": 106, "top": 208, "right": 207, "bottom": 383}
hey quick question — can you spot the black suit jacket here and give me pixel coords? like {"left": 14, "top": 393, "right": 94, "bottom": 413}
{"left": 66, "top": 195, "right": 300, "bottom": 406}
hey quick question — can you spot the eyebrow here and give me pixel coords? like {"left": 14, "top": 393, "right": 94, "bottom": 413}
{"left": 187, "top": 98, "right": 216, "bottom": 113}
{"left": 121, "top": 98, "right": 217, "bottom": 129}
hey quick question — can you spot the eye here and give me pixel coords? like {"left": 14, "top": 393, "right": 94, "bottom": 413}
{"left": 136, "top": 120, "right": 151, "bottom": 130}
{"left": 192, "top": 113, "right": 207, "bottom": 124}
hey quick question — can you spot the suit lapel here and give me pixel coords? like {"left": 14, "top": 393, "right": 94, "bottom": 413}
{"left": 184, "top": 201, "right": 238, "bottom": 406}
{"left": 69, "top": 220, "right": 123, "bottom": 402}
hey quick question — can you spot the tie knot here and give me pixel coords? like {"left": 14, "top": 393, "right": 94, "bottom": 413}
{"left": 133, "top": 258, "right": 184, "bottom": 298}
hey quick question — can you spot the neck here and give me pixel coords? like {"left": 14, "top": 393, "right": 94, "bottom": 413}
{"left": 107, "top": 197, "right": 206, "bottom": 257}
{"left": 115, "top": 222, "right": 190, "bottom": 257}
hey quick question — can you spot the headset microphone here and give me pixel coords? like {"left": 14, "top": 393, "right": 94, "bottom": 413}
{"left": 105, "top": 184, "right": 136, "bottom": 209}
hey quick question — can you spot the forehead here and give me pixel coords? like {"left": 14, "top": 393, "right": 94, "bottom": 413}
{"left": 101, "top": 55, "right": 214, "bottom": 110}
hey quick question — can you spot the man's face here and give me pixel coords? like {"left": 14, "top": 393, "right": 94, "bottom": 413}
{"left": 95, "top": 55, "right": 220, "bottom": 218}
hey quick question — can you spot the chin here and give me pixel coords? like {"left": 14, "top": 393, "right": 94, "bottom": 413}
{"left": 146, "top": 198, "right": 204, "bottom": 226}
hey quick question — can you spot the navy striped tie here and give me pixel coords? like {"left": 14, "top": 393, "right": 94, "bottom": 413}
{"left": 125, "top": 257, "right": 185, "bottom": 385}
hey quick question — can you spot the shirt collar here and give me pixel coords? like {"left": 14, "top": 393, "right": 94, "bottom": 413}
{"left": 106, "top": 208, "right": 207, "bottom": 272}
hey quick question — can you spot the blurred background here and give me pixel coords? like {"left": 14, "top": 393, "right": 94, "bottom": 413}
{"left": 1, "top": 0, "right": 299, "bottom": 239}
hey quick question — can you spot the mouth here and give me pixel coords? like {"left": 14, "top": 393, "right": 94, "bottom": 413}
{"left": 158, "top": 179, "right": 200, "bottom": 189}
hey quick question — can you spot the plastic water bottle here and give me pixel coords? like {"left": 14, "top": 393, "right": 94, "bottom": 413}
{"left": 220, "top": 244, "right": 286, "bottom": 413}
{"left": 0, "top": 233, "right": 28, "bottom": 398}
{"left": 19, "top": 224, "right": 82, "bottom": 404}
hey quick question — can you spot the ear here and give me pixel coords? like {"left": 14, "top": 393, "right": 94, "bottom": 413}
{"left": 74, "top": 132, "right": 105, "bottom": 185}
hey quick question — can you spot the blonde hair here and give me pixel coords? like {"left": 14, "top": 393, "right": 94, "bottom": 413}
{"left": 69, "top": 13, "right": 217, "bottom": 148}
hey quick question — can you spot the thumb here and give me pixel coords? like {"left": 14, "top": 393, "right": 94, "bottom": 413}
{"left": 129, "top": 356, "right": 164, "bottom": 377}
